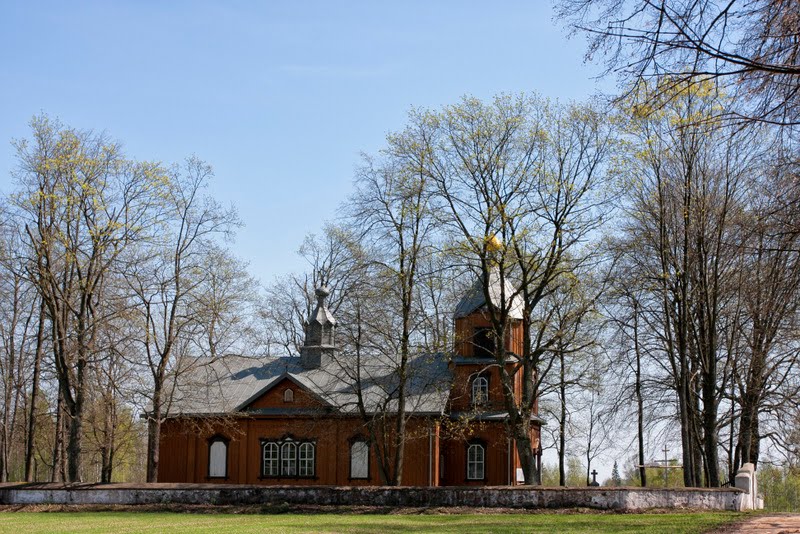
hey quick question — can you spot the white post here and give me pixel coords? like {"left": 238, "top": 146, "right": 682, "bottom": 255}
{"left": 734, "top": 463, "right": 762, "bottom": 510}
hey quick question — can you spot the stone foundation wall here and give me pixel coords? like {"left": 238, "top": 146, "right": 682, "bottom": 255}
{"left": 0, "top": 483, "right": 744, "bottom": 511}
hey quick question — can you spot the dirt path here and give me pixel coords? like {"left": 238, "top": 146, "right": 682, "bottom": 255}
{"left": 721, "top": 514, "right": 800, "bottom": 533}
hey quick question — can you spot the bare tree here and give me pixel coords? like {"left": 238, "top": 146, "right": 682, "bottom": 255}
{"left": 613, "top": 81, "right": 764, "bottom": 486}
{"left": 559, "top": 0, "right": 800, "bottom": 127}
{"left": 125, "top": 157, "right": 238, "bottom": 482}
{"left": 0, "top": 217, "right": 40, "bottom": 482}
{"left": 542, "top": 276, "right": 604, "bottom": 487}
{"left": 259, "top": 225, "right": 361, "bottom": 357}
{"left": 391, "top": 94, "right": 617, "bottom": 484}
{"left": 604, "top": 282, "right": 652, "bottom": 487}
{"left": 190, "top": 246, "right": 260, "bottom": 361}
{"left": 730, "top": 163, "right": 800, "bottom": 470}
{"left": 338, "top": 151, "right": 438, "bottom": 485}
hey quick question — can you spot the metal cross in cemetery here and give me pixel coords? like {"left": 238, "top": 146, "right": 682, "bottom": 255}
{"left": 635, "top": 443, "right": 683, "bottom": 487}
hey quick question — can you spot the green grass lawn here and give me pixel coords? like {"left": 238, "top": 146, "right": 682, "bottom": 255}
{"left": 0, "top": 511, "right": 743, "bottom": 533}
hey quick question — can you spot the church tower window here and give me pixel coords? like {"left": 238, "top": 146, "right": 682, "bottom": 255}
{"left": 471, "top": 376, "right": 489, "bottom": 406}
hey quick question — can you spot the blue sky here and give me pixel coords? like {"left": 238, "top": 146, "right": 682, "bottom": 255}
{"left": 0, "top": 1, "right": 609, "bottom": 283}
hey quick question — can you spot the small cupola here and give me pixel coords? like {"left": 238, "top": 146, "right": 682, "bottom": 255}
{"left": 453, "top": 268, "right": 524, "bottom": 320}
{"left": 300, "top": 286, "right": 337, "bottom": 369}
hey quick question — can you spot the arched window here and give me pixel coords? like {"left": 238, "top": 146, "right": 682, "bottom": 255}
{"left": 299, "top": 442, "right": 315, "bottom": 477}
{"left": 284, "top": 388, "right": 294, "bottom": 402}
{"left": 261, "top": 438, "right": 316, "bottom": 478}
{"left": 281, "top": 441, "right": 297, "bottom": 476}
{"left": 263, "top": 441, "right": 280, "bottom": 476}
{"left": 472, "top": 376, "right": 489, "bottom": 406}
{"left": 208, "top": 437, "right": 228, "bottom": 478}
{"left": 350, "top": 440, "right": 369, "bottom": 479}
{"left": 467, "top": 443, "right": 485, "bottom": 480}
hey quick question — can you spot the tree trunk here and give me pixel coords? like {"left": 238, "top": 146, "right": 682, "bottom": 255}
{"left": 737, "top": 339, "right": 767, "bottom": 470}
{"left": 736, "top": 389, "right": 762, "bottom": 468}
{"left": 515, "top": 431, "right": 536, "bottom": 486}
{"left": 65, "top": 355, "right": 87, "bottom": 483}
{"left": 24, "top": 300, "right": 46, "bottom": 482}
{"left": 146, "top": 385, "right": 162, "bottom": 483}
{"left": 100, "top": 392, "right": 114, "bottom": 483}
{"left": 0, "top": 429, "right": 6, "bottom": 483}
{"left": 558, "top": 349, "right": 566, "bottom": 487}
{"left": 702, "top": 370, "right": 720, "bottom": 486}
{"left": 634, "top": 341, "right": 646, "bottom": 487}
{"left": 51, "top": 392, "right": 63, "bottom": 483}
{"left": 631, "top": 298, "right": 647, "bottom": 486}
{"left": 391, "top": 314, "right": 410, "bottom": 486}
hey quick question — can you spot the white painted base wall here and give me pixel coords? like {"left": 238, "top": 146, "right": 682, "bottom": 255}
{"left": 0, "top": 484, "right": 746, "bottom": 511}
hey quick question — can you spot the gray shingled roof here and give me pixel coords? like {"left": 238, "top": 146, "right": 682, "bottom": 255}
{"left": 453, "top": 269, "right": 524, "bottom": 320}
{"left": 167, "top": 351, "right": 452, "bottom": 417}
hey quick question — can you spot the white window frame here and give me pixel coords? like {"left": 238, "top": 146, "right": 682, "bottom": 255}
{"left": 472, "top": 376, "right": 489, "bottom": 406}
{"left": 281, "top": 441, "right": 297, "bottom": 476}
{"left": 263, "top": 442, "right": 280, "bottom": 476}
{"left": 262, "top": 438, "right": 315, "bottom": 478}
{"left": 208, "top": 438, "right": 227, "bottom": 478}
{"left": 284, "top": 388, "right": 294, "bottom": 402}
{"left": 350, "top": 440, "right": 369, "bottom": 479}
{"left": 299, "top": 442, "right": 315, "bottom": 477}
{"left": 467, "top": 443, "right": 485, "bottom": 480}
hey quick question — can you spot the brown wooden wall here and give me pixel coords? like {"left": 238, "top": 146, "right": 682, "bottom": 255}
{"left": 449, "top": 363, "right": 522, "bottom": 412}
{"left": 439, "top": 422, "right": 540, "bottom": 486}
{"left": 158, "top": 416, "right": 439, "bottom": 486}
{"left": 449, "top": 367, "right": 539, "bottom": 416}
{"left": 454, "top": 314, "right": 523, "bottom": 357}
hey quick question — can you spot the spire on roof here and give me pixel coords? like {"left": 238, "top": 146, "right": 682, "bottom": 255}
{"left": 300, "top": 286, "right": 337, "bottom": 369}
{"left": 309, "top": 286, "right": 336, "bottom": 328}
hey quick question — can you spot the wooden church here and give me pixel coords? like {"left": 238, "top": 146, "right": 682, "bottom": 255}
{"left": 158, "top": 273, "right": 543, "bottom": 486}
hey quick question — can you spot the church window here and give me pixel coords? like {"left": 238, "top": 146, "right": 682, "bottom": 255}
{"left": 471, "top": 376, "right": 489, "bottom": 406}
{"left": 284, "top": 388, "right": 294, "bottom": 402}
{"left": 350, "top": 440, "right": 369, "bottom": 479}
{"left": 262, "top": 442, "right": 279, "bottom": 476}
{"left": 473, "top": 328, "right": 495, "bottom": 358}
{"left": 261, "top": 438, "right": 315, "bottom": 478}
{"left": 208, "top": 437, "right": 228, "bottom": 478}
{"left": 467, "top": 442, "right": 485, "bottom": 480}
{"left": 299, "top": 442, "right": 315, "bottom": 477}
{"left": 281, "top": 441, "right": 297, "bottom": 476}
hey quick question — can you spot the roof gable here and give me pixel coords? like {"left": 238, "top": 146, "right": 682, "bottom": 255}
{"left": 236, "top": 374, "right": 333, "bottom": 412}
